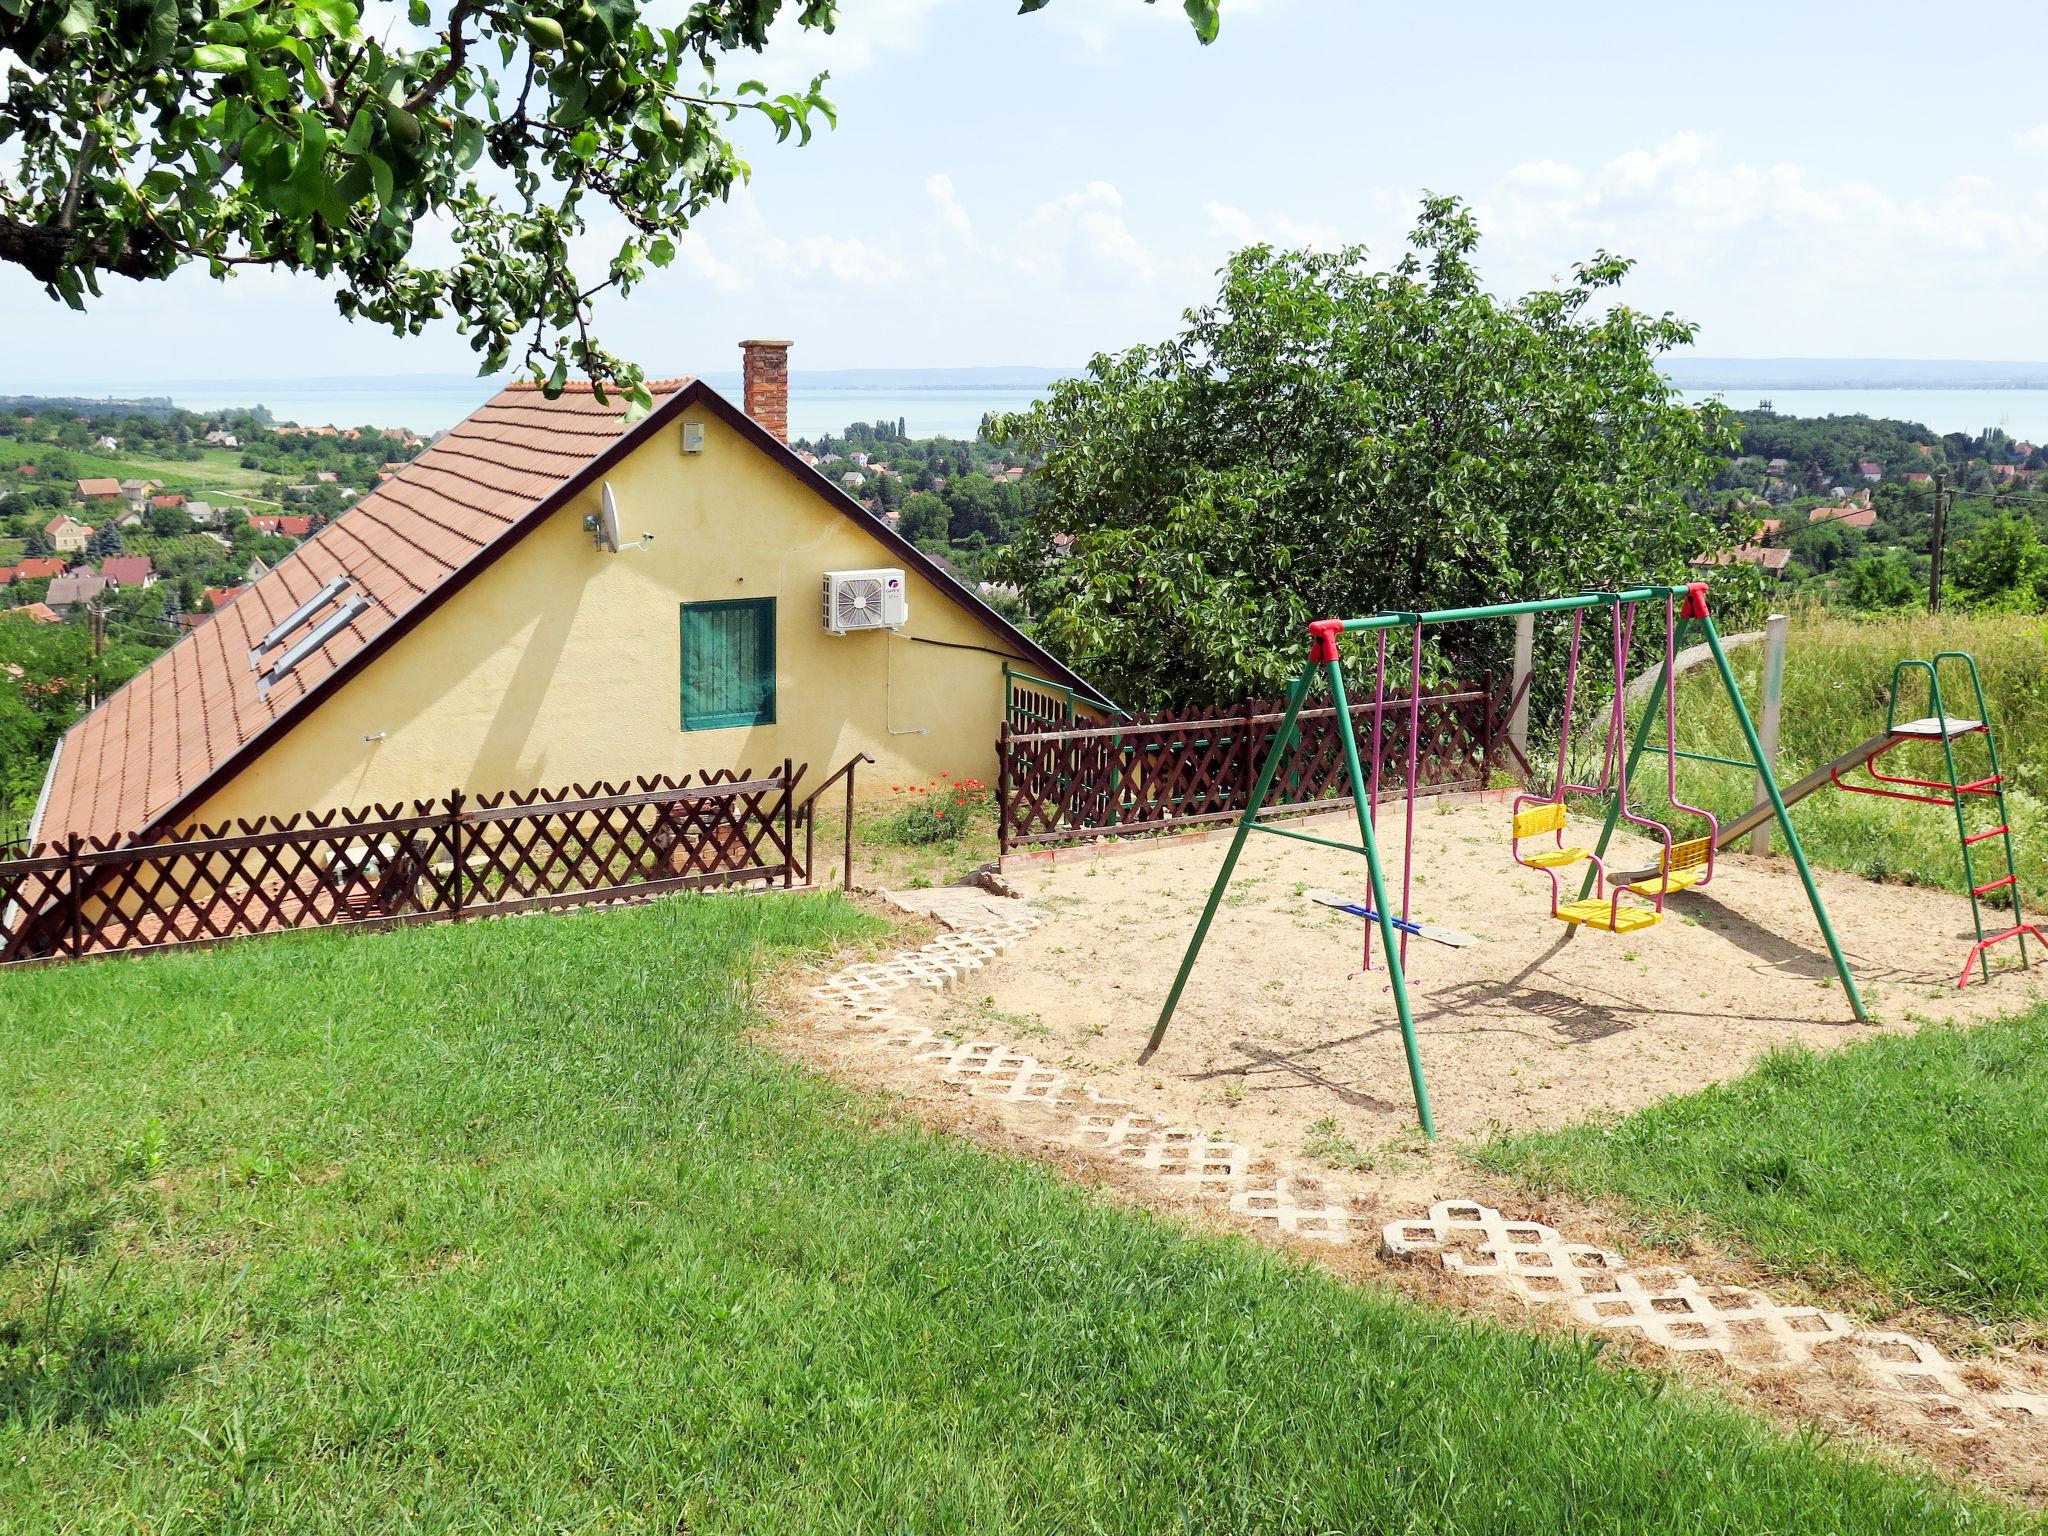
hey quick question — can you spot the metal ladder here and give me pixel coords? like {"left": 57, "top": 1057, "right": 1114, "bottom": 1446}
{"left": 1888, "top": 653, "right": 2038, "bottom": 986}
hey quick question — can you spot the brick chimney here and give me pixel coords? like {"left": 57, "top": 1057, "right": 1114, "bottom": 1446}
{"left": 740, "top": 339, "right": 791, "bottom": 443}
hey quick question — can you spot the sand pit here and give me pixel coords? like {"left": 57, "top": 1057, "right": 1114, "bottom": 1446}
{"left": 975, "top": 793, "right": 2047, "bottom": 1154}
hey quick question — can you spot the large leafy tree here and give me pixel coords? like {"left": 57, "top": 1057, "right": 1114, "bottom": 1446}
{"left": 996, "top": 198, "right": 1743, "bottom": 706}
{"left": 1953, "top": 514, "right": 2048, "bottom": 611}
{"left": 0, "top": 0, "right": 1219, "bottom": 404}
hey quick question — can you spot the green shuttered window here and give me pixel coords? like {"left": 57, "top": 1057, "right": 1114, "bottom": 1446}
{"left": 680, "top": 598, "right": 776, "bottom": 730}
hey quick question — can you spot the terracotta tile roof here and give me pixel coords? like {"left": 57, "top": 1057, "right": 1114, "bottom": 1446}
{"left": 99, "top": 556, "right": 154, "bottom": 586}
{"left": 37, "top": 378, "right": 694, "bottom": 844}
{"left": 73, "top": 481, "right": 119, "bottom": 501}
{"left": 10, "top": 557, "right": 66, "bottom": 580}
{"left": 35, "top": 374, "right": 1110, "bottom": 847}
{"left": 5, "top": 601, "right": 61, "bottom": 624}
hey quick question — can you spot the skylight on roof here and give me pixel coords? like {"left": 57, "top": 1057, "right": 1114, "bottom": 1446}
{"left": 249, "top": 575, "right": 353, "bottom": 668}
{"left": 255, "top": 595, "right": 372, "bottom": 701}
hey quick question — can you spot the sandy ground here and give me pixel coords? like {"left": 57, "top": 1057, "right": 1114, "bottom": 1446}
{"left": 979, "top": 792, "right": 2048, "bottom": 1158}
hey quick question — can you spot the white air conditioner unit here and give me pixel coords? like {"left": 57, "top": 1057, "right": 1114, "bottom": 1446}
{"left": 822, "top": 568, "right": 908, "bottom": 634}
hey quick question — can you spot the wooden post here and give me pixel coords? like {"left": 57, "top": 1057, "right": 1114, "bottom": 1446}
{"left": 1929, "top": 474, "right": 1948, "bottom": 613}
{"left": 781, "top": 758, "right": 795, "bottom": 888}
{"left": 997, "top": 721, "right": 1011, "bottom": 857}
{"left": 1480, "top": 668, "right": 1497, "bottom": 784}
{"left": 842, "top": 759, "right": 858, "bottom": 892}
{"left": 1240, "top": 703, "right": 1257, "bottom": 817}
{"left": 445, "top": 790, "right": 466, "bottom": 918}
{"left": 1508, "top": 612, "right": 1534, "bottom": 780}
{"left": 1749, "top": 614, "right": 1790, "bottom": 855}
{"left": 62, "top": 833, "right": 83, "bottom": 958}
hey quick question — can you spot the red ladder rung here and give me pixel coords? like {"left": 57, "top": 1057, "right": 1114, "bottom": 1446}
{"left": 1958, "top": 774, "right": 2004, "bottom": 795}
{"left": 1963, "top": 824, "right": 2010, "bottom": 846}
{"left": 1972, "top": 874, "right": 2017, "bottom": 897}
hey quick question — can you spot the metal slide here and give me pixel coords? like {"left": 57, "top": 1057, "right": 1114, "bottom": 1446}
{"left": 1709, "top": 732, "right": 1895, "bottom": 849}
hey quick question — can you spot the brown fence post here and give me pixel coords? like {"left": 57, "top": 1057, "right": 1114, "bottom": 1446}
{"left": 1481, "top": 667, "right": 1497, "bottom": 784}
{"left": 782, "top": 757, "right": 795, "bottom": 889}
{"left": 62, "top": 834, "right": 84, "bottom": 959}
{"left": 445, "top": 790, "right": 466, "bottom": 919}
{"left": 841, "top": 756, "right": 859, "bottom": 892}
{"left": 1239, "top": 703, "right": 1257, "bottom": 816}
{"left": 997, "top": 721, "right": 1012, "bottom": 855}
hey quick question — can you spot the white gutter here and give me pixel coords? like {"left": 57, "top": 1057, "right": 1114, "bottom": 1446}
{"left": 25, "top": 732, "right": 60, "bottom": 851}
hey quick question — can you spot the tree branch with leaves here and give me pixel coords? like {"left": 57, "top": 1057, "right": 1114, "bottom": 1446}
{"left": 0, "top": 0, "right": 1218, "bottom": 407}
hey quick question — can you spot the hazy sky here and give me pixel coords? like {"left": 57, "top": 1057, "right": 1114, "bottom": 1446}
{"left": 6, "top": 0, "right": 2048, "bottom": 382}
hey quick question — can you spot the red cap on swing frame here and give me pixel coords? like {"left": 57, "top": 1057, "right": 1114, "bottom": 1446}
{"left": 1682, "top": 581, "right": 1712, "bottom": 619}
{"left": 1307, "top": 618, "right": 1344, "bottom": 663}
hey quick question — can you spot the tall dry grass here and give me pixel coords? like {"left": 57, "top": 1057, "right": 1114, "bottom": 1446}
{"left": 1658, "top": 611, "right": 2048, "bottom": 904}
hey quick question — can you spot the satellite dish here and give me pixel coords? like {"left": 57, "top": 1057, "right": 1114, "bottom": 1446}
{"left": 586, "top": 480, "right": 651, "bottom": 553}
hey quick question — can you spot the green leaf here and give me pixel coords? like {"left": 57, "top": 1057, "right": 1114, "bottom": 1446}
{"left": 140, "top": 0, "right": 178, "bottom": 66}
{"left": 341, "top": 108, "right": 373, "bottom": 155}
{"left": 364, "top": 150, "right": 394, "bottom": 207}
{"left": 1182, "top": 0, "right": 1220, "bottom": 42}
{"left": 454, "top": 118, "right": 485, "bottom": 170}
{"left": 191, "top": 43, "right": 248, "bottom": 71}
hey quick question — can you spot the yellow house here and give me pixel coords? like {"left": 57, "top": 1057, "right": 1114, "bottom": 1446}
{"left": 45, "top": 513, "right": 94, "bottom": 553}
{"left": 31, "top": 342, "right": 1110, "bottom": 848}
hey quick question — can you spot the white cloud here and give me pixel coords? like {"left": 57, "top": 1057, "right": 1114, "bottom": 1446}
{"left": 761, "top": 0, "right": 951, "bottom": 78}
{"left": 2017, "top": 123, "right": 2048, "bottom": 159}
{"left": 1202, "top": 201, "right": 1345, "bottom": 251}
{"left": 926, "top": 173, "right": 976, "bottom": 246}
{"left": 1028, "top": 0, "right": 1289, "bottom": 51}
{"left": 1463, "top": 132, "right": 2048, "bottom": 347}
{"left": 677, "top": 176, "right": 1163, "bottom": 297}
{"left": 1014, "top": 181, "right": 1157, "bottom": 284}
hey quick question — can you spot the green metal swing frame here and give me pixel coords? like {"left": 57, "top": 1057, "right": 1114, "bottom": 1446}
{"left": 1138, "top": 582, "right": 1868, "bottom": 1138}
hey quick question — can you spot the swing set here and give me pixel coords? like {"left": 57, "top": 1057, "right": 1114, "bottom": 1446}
{"left": 1138, "top": 581, "right": 1867, "bottom": 1139}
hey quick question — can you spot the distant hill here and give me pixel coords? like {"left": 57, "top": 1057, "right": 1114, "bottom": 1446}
{"left": 1663, "top": 359, "right": 2048, "bottom": 390}
{"left": 0, "top": 393, "right": 182, "bottom": 418}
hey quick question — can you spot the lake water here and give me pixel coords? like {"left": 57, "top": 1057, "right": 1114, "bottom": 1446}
{"left": 28, "top": 374, "right": 2048, "bottom": 444}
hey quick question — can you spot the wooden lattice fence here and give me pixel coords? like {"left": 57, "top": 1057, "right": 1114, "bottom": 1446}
{"left": 0, "top": 759, "right": 856, "bottom": 966}
{"left": 999, "top": 677, "right": 1498, "bottom": 851}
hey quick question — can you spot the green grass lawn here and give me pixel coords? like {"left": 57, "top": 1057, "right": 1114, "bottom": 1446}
{"left": 1477, "top": 1007, "right": 2048, "bottom": 1324}
{"left": 0, "top": 899, "right": 2028, "bottom": 1532}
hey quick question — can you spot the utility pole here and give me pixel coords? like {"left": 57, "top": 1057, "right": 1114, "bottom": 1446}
{"left": 87, "top": 601, "right": 106, "bottom": 709}
{"left": 1928, "top": 473, "right": 1948, "bottom": 613}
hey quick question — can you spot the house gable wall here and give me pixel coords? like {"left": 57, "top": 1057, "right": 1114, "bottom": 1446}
{"left": 187, "top": 407, "right": 1019, "bottom": 822}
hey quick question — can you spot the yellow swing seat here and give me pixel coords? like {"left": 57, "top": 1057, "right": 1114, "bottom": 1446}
{"left": 1512, "top": 803, "right": 1589, "bottom": 868}
{"left": 1556, "top": 898, "right": 1664, "bottom": 934}
{"left": 1624, "top": 835, "right": 1713, "bottom": 898}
